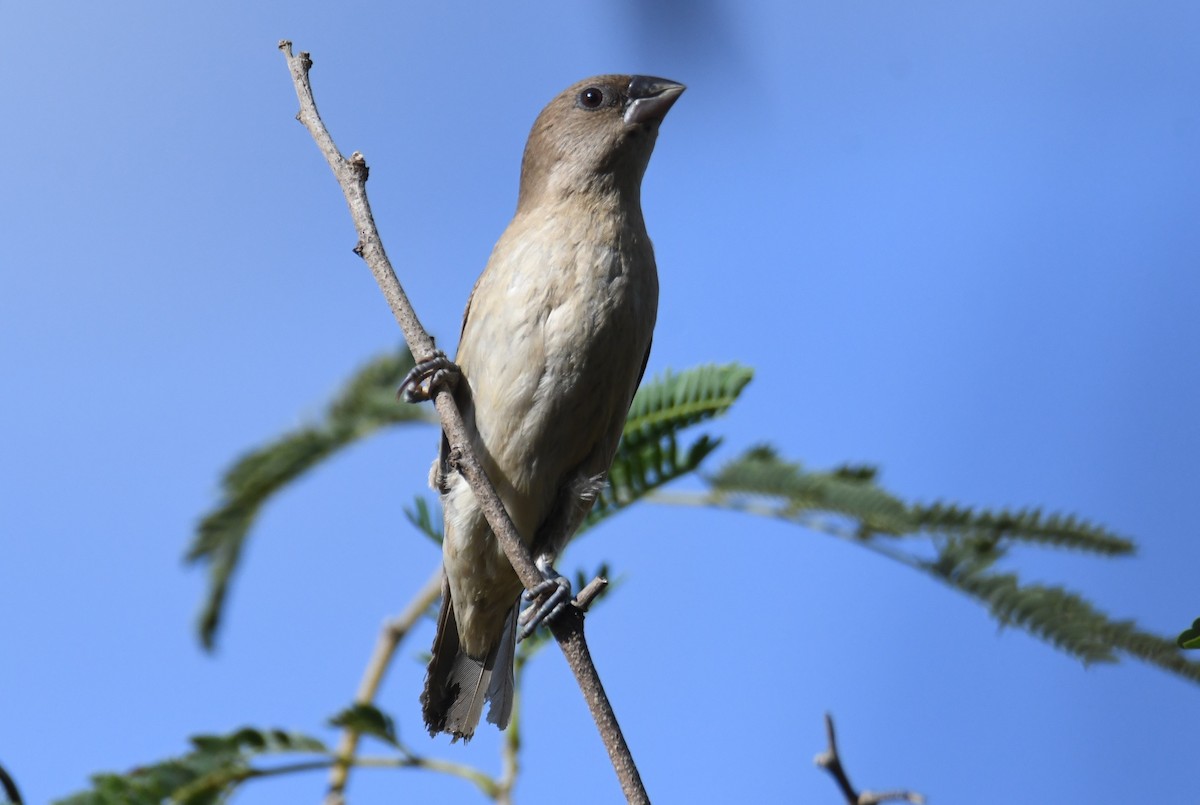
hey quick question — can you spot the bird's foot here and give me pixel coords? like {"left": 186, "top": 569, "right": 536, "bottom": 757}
{"left": 518, "top": 557, "right": 573, "bottom": 641}
{"left": 397, "top": 350, "right": 460, "bottom": 403}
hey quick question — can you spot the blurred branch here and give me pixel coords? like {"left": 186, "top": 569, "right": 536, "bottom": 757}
{"left": 325, "top": 566, "right": 443, "bottom": 803}
{"left": 279, "top": 41, "right": 647, "bottom": 803}
{"left": 814, "top": 714, "right": 925, "bottom": 805}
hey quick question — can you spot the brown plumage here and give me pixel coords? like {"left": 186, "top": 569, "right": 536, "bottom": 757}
{"left": 420, "top": 74, "right": 684, "bottom": 740}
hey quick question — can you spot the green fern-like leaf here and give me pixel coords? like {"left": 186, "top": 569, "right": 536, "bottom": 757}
{"left": 924, "top": 548, "right": 1200, "bottom": 681}
{"left": 186, "top": 347, "right": 429, "bottom": 650}
{"left": 620, "top": 363, "right": 752, "bottom": 450}
{"left": 190, "top": 359, "right": 750, "bottom": 649}
{"left": 939, "top": 537, "right": 1199, "bottom": 680}
{"left": 1111, "top": 626, "right": 1200, "bottom": 681}
{"left": 579, "top": 364, "right": 753, "bottom": 531}
{"left": 188, "top": 727, "right": 326, "bottom": 756}
{"left": 947, "top": 570, "right": 1121, "bottom": 664}
{"left": 597, "top": 435, "right": 721, "bottom": 516}
{"left": 328, "top": 703, "right": 399, "bottom": 748}
{"left": 680, "top": 445, "right": 1200, "bottom": 686}
{"left": 404, "top": 496, "right": 443, "bottom": 544}
{"left": 587, "top": 433, "right": 719, "bottom": 529}
{"left": 708, "top": 446, "right": 914, "bottom": 535}
{"left": 55, "top": 728, "right": 328, "bottom": 805}
{"left": 912, "top": 502, "right": 1134, "bottom": 556}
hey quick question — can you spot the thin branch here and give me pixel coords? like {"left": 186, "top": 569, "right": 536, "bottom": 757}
{"left": 814, "top": 714, "right": 926, "bottom": 805}
{"left": 575, "top": 576, "right": 610, "bottom": 610}
{"left": 279, "top": 41, "right": 647, "bottom": 803}
{"left": 325, "top": 565, "right": 444, "bottom": 801}
{"left": 246, "top": 753, "right": 496, "bottom": 798}
{"left": 394, "top": 753, "right": 500, "bottom": 797}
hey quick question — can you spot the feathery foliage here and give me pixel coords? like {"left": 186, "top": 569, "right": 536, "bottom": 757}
{"left": 709, "top": 445, "right": 913, "bottom": 534}
{"left": 329, "top": 704, "right": 400, "bottom": 748}
{"left": 404, "top": 495, "right": 443, "bottom": 544}
{"left": 621, "top": 363, "right": 753, "bottom": 450}
{"left": 186, "top": 348, "right": 429, "bottom": 649}
{"left": 911, "top": 502, "right": 1134, "bottom": 556}
{"left": 931, "top": 549, "right": 1200, "bottom": 680}
{"left": 187, "top": 361, "right": 751, "bottom": 650}
{"left": 187, "top": 353, "right": 1195, "bottom": 682}
{"left": 56, "top": 728, "right": 328, "bottom": 805}
{"left": 587, "top": 363, "right": 753, "bottom": 528}
{"left": 149, "top": 348, "right": 1197, "bottom": 803}
{"left": 691, "top": 445, "right": 1200, "bottom": 682}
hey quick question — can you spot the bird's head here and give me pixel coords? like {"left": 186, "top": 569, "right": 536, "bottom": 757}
{"left": 518, "top": 74, "right": 685, "bottom": 211}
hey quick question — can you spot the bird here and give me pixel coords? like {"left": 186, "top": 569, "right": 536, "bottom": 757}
{"left": 408, "top": 74, "right": 685, "bottom": 741}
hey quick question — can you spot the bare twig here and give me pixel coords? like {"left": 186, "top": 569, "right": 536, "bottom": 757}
{"left": 814, "top": 714, "right": 926, "bottom": 805}
{"left": 574, "top": 576, "right": 609, "bottom": 611}
{"left": 325, "top": 565, "right": 443, "bottom": 802}
{"left": 279, "top": 41, "right": 647, "bottom": 803}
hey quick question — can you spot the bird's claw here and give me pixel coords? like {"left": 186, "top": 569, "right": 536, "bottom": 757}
{"left": 518, "top": 563, "right": 573, "bottom": 641}
{"left": 398, "top": 351, "right": 460, "bottom": 403}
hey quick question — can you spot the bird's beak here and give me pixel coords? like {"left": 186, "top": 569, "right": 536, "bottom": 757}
{"left": 624, "top": 76, "right": 686, "bottom": 126}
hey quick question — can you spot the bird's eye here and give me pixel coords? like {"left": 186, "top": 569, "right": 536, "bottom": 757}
{"left": 579, "top": 87, "right": 605, "bottom": 109}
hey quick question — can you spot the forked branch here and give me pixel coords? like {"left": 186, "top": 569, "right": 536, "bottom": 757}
{"left": 815, "top": 714, "right": 926, "bottom": 805}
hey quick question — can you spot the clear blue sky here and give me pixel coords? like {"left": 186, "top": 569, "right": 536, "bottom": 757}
{"left": 3, "top": 2, "right": 1199, "bottom": 803}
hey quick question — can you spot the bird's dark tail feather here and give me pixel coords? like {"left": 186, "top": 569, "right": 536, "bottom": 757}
{"left": 421, "top": 579, "right": 518, "bottom": 741}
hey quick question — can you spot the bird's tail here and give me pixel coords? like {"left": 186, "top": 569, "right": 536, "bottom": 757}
{"left": 421, "top": 577, "right": 518, "bottom": 741}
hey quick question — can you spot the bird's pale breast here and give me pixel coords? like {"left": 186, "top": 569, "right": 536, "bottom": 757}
{"left": 443, "top": 200, "right": 657, "bottom": 653}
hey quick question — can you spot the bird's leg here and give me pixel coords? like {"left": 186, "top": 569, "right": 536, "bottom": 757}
{"left": 397, "top": 350, "right": 460, "bottom": 403}
{"left": 518, "top": 554, "right": 573, "bottom": 640}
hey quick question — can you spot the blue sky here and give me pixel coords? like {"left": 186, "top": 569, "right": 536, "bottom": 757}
{"left": 3, "top": 2, "right": 1199, "bottom": 802}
